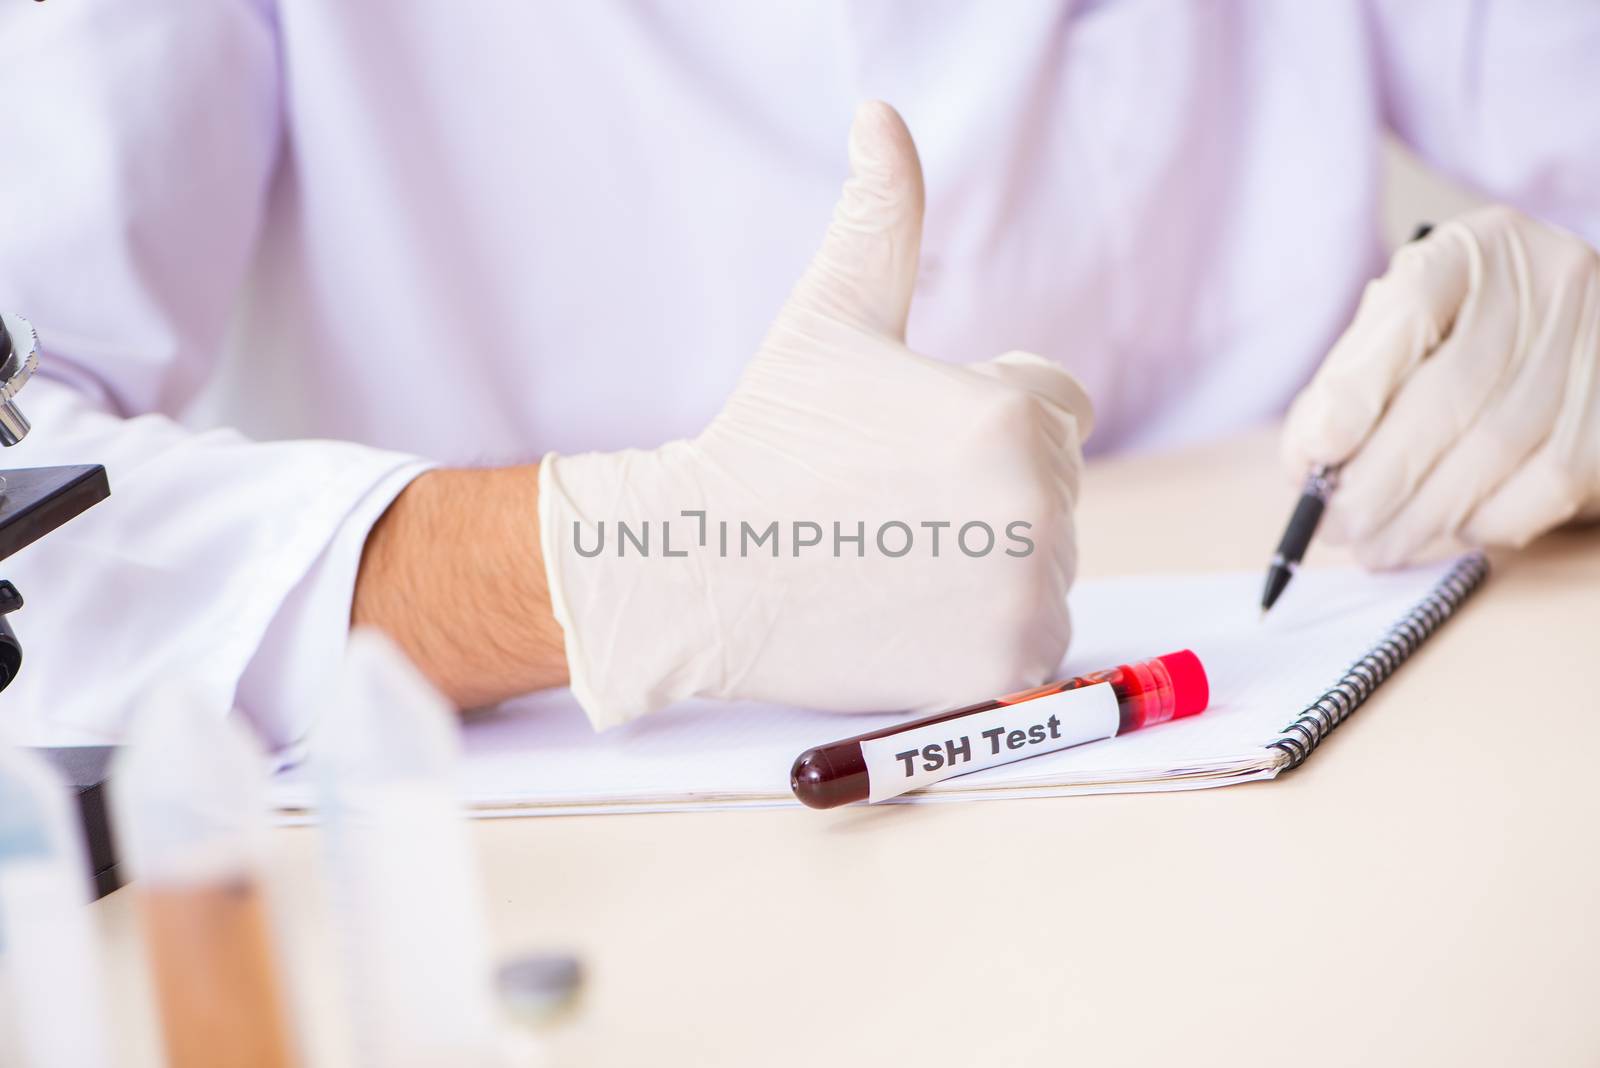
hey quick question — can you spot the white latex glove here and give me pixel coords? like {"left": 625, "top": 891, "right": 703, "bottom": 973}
{"left": 539, "top": 101, "right": 1093, "bottom": 729}
{"left": 1282, "top": 205, "right": 1600, "bottom": 568}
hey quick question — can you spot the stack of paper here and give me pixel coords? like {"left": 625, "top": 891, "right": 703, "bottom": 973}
{"left": 271, "top": 563, "right": 1457, "bottom": 817}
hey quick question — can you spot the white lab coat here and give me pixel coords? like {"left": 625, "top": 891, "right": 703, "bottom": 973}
{"left": 1, "top": 1, "right": 1596, "bottom": 749}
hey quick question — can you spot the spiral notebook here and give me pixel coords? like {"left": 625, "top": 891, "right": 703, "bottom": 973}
{"left": 272, "top": 554, "right": 1489, "bottom": 816}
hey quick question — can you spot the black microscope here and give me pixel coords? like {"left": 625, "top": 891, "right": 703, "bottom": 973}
{"left": 0, "top": 311, "right": 110, "bottom": 687}
{"left": 0, "top": 310, "right": 118, "bottom": 894}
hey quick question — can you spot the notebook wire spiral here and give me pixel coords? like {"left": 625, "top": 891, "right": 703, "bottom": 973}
{"left": 1268, "top": 551, "right": 1491, "bottom": 770}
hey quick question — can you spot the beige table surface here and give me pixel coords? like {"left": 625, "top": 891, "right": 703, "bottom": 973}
{"left": 96, "top": 426, "right": 1600, "bottom": 1067}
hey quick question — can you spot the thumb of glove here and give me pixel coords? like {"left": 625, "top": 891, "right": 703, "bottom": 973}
{"left": 779, "top": 100, "right": 925, "bottom": 341}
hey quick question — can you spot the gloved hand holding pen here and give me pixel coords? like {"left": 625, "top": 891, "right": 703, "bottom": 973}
{"left": 1282, "top": 206, "right": 1600, "bottom": 569}
{"left": 537, "top": 101, "right": 1094, "bottom": 727}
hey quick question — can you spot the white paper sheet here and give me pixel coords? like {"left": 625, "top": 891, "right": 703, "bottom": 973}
{"left": 271, "top": 562, "right": 1460, "bottom": 817}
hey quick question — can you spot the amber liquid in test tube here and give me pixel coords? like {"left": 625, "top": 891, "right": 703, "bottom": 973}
{"left": 140, "top": 879, "right": 295, "bottom": 1068}
{"left": 113, "top": 691, "right": 299, "bottom": 1068}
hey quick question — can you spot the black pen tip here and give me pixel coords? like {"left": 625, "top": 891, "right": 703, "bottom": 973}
{"left": 1260, "top": 566, "right": 1291, "bottom": 614}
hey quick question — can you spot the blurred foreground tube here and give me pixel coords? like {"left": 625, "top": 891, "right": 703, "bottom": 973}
{"left": 113, "top": 691, "right": 299, "bottom": 1068}
{"left": 0, "top": 745, "right": 111, "bottom": 1067}
{"left": 314, "top": 629, "right": 502, "bottom": 1068}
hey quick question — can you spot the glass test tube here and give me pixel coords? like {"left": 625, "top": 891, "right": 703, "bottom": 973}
{"left": 0, "top": 745, "right": 112, "bottom": 1067}
{"left": 792, "top": 649, "right": 1210, "bottom": 807}
{"left": 113, "top": 691, "right": 299, "bottom": 1068}
{"left": 314, "top": 630, "right": 502, "bottom": 1068}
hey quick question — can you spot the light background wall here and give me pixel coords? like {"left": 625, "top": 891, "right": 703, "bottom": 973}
{"left": 195, "top": 134, "right": 1497, "bottom": 436}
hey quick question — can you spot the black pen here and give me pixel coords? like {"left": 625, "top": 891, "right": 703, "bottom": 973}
{"left": 1260, "top": 464, "right": 1338, "bottom": 614}
{"left": 1260, "top": 222, "right": 1434, "bottom": 615}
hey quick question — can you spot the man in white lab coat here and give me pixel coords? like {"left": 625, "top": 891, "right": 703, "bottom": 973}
{"left": 1, "top": 2, "right": 1596, "bottom": 749}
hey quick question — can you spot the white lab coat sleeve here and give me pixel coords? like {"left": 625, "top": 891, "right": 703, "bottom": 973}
{"left": 5, "top": 385, "right": 429, "bottom": 750}
{"left": 236, "top": 460, "right": 436, "bottom": 760}
{"left": 1368, "top": 0, "right": 1600, "bottom": 246}
{"left": 0, "top": 1, "right": 428, "bottom": 748}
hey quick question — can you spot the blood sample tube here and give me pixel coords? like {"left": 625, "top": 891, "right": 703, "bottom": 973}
{"left": 791, "top": 649, "right": 1209, "bottom": 809}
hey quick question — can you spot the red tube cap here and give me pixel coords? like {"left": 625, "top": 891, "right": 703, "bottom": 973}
{"left": 1157, "top": 650, "right": 1209, "bottom": 719}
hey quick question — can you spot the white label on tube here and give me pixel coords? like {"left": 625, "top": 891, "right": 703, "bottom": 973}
{"left": 859, "top": 682, "right": 1120, "bottom": 802}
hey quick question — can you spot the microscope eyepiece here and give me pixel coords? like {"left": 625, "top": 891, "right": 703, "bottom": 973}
{"left": 0, "top": 311, "right": 38, "bottom": 446}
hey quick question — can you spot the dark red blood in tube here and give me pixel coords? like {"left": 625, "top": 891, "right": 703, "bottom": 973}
{"left": 791, "top": 650, "right": 1209, "bottom": 809}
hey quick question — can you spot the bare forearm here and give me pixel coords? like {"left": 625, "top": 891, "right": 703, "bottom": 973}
{"left": 352, "top": 465, "right": 568, "bottom": 707}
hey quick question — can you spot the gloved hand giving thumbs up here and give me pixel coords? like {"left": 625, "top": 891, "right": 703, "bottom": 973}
{"left": 538, "top": 102, "right": 1094, "bottom": 728}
